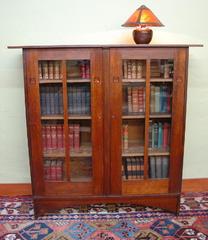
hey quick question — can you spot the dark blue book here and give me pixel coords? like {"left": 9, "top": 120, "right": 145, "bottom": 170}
{"left": 162, "top": 156, "right": 169, "bottom": 178}
{"left": 149, "top": 157, "right": 156, "bottom": 178}
{"left": 54, "top": 86, "right": 59, "bottom": 115}
{"left": 81, "top": 86, "right": 86, "bottom": 114}
{"left": 45, "top": 86, "right": 51, "bottom": 115}
{"left": 68, "top": 86, "right": 73, "bottom": 114}
{"left": 76, "top": 86, "right": 82, "bottom": 115}
{"left": 40, "top": 87, "right": 46, "bottom": 115}
{"left": 85, "top": 86, "right": 91, "bottom": 115}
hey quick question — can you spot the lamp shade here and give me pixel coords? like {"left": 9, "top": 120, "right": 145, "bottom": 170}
{"left": 122, "top": 5, "right": 164, "bottom": 27}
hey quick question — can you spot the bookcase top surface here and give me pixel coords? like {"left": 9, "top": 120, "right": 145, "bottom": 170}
{"left": 8, "top": 44, "right": 203, "bottom": 49}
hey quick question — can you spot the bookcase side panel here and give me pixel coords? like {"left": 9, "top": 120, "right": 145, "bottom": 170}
{"left": 169, "top": 48, "right": 189, "bottom": 193}
{"left": 23, "top": 49, "right": 45, "bottom": 195}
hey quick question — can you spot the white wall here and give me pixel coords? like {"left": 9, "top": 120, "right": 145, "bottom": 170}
{"left": 0, "top": 0, "right": 207, "bottom": 183}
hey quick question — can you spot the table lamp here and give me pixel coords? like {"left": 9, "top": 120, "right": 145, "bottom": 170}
{"left": 122, "top": 5, "right": 164, "bottom": 44}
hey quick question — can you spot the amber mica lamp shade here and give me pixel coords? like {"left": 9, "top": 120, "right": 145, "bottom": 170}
{"left": 122, "top": 5, "right": 164, "bottom": 44}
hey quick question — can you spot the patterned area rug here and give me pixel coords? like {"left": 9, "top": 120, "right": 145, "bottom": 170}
{"left": 0, "top": 192, "right": 208, "bottom": 239}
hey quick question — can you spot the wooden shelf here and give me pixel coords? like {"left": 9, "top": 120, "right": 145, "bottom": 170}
{"left": 122, "top": 78, "right": 145, "bottom": 83}
{"left": 67, "top": 79, "right": 91, "bottom": 83}
{"left": 148, "top": 150, "right": 170, "bottom": 156}
{"left": 43, "top": 151, "right": 65, "bottom": 158}
{"left": 68, "top": 115, "right": 91, "bottom": 120}
{"left": 39, "top": 80, "right": 63, "bottom": 84}
{"left": 70, "top": 177, "right": 92, "bottom": 182}
{"left": 122, "top": 114, "right": 145, "bottom": 119}
{"left": 150, "top": 78, "right": 173, "bottom": 82}
{"left": 150, "top": 114, "right": 171, "bottom": 118}
{"left": 70, "top": 146, "right": 92, "bottom": 157}
{"left": 41, "top": 115, "right": 64, "bottom": 120}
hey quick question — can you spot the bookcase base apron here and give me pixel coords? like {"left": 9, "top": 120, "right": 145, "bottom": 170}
{"left": 33, "top": 194, "right": 180, "bottom": 217}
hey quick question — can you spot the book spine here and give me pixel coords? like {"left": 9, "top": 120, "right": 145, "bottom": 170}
{"left": 132, "top": 87, "right": 139, "bottom": 113}
{"left": 123, "top": 60, "right": 128, "bottom": 79}
{"left": 74, "top": 124, "right": 80, "bottom": 152}
{"left": 85, "top": 86, "right": 90, "bottom": 115}
{"left": 150, "top": 85, "right": 155, "bottom": 113}
{"left": 149, "top": 156, "right": 156, "bottom": 178}
{"left": 123, "top": 124, "right": 128, "bottom": 151}
{"left": 127, "top": 60, "right": 132, "bottom": 79}
{"left": 155, "top": 157, "right": 162, "bottom": 178}
{"left": 138, "top": 86, "right": 144, "bottom": 113}
{"left": 51, "top": 160, "right": 57, "bottom": 180}
{"left": 158, "top": 122, "right": 163, "bottom": 149}
{"left": 85, "top": 60, "right": 90, "bottom": 79}
{"left": 46, "top": 125, "right": 52, "bottom": 152}
{"left": 155, "top": 86, "right": 160, "bottom": 113}
{"left": 131, "top": 60, "right": 137, "bottom": 79}
{"left": 45, "top": 86, "right": 51, "bottom": 115}
{"left": 69, "top": 125, "right": 74, "bottom": 151}
{"left": 39, "top": 62, "right": 43, "bottom": 80}
{"left": 76, "top": 86, "right": 82, "bottom": 114}
{"left": 54, "top": 61, "right": 60, "bottom": 79}
{"left": 42, "top": 61, "right": 49, "bottom": 80}
{"left": 58, "top": 88, "right": 63, "bottom": 114}
{"left": 136, "top": 61, "right": 143, "bottom": 79}
{"left": 127, "top": 87, "right": 132, "bottom": 113}
{"left": 51, "top": 125, "right": 57, "bottom": 151}
{"left": 54, "top": 86, "right": 59, "bottom": 115}
{"left": 56, "top": 160, "right": 63, "bottom": 181}
{"left": 57, "top": 125, "right": 63, "bottom": 151}
{"left": 48, "top": 61, "right": 54, "bottom": 80}
{"left": 42, "top": 126, "right": 47, "bottom": 153}
{"left": 162, "top": 156, "right": 169, "bottom": 178}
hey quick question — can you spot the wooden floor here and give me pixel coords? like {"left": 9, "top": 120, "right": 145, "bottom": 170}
{"left": 0, "top": 178, "right": 208, "bottom": 196}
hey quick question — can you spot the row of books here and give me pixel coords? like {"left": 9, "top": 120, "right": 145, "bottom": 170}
{"left": 67, "top": 60, "right": 90, "bottom": 79}
{"left": 39, "top": 61, "right": 62, "bottom": 80}
{"left": 42, "top": 125, "right": 64, "bottom": 153}
{"left": 44, "top": 159, "right": 64, "bottom": 181}
{"left": 40, "top": 86, "right": 63, "bottom": 115}
{"left": 149, "top": 156, "right": 169, "bottom": 178}
{"left": 68, "top": 85, "right": 91, "bottom": 115}
{"left": 123, "top": 60, "right": 173, "bottom": 79}
{"left": 122, "top": 157, "right": 144, "bottom": 179}
{"left": 150, "top": 85, "right": 172, "bottom": 113}
{"left": 124, "top": 86, "right": 145, "bottom": 114}
{"left": 42, "top": 124, "right": 91, "bottom": 153}
{"left": 123, "top": 60, "right": 144, "bottom": 79}
{"left": 149, "top": 122, "right": 171, "bottom": 150}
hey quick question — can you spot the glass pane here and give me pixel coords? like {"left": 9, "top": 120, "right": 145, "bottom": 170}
{"left": 68, "top": 120, "right": 92, "bottom": 156}
{"left": 122, "top": 119, "right": 145, "bottom": 155}
{"left": 67, "top": 83, "right": 91, "bottom": 116}
{"left": 150, "top": 59, "right": 174, "bottom": 79}
{"left": 70, "top": 157, "right": 92, "bottom": 182}
{"left": 41, "top": 120, "right": 65, "bottom": 157}
{"left": 122, "top": 157, "right": 144, "bottom": 180}
{"left": 148, "top": 120, "right": 171, "bottom": 152}
{"left": 39, "top": 60, "right": 62, "bottom": 81}
{"left": 40, "top": 84, "right": 63, "bottom": 116}
{"left": 149, "top": 156, "right": 169, "bottom": 179}
{"left": 44, "top": 158, "right": 65, "bottom": 181}
{"left": 122, "top": 83, "right": 145, "bottom": 115}
{"left": 150, "top": 83, "right": 172, "bottom": 114}
{"left": 123, "top": 60, "right": 146, "bottom": 79}
{"left": 67, "top": 60, "right": 90, "bottom": 80}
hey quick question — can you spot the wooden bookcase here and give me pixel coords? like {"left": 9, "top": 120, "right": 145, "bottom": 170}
{"left": 9, "top": 44, "right": 202, "bottom": 217}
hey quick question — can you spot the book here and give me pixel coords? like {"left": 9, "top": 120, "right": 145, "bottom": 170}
{"left": 123, "top": 124, "right": 128, "bottom": 151}
{"left": 155, "top": 157, "right": 162, "bottom": 178}
{"left": 162, "top": 156, "right": 169, "bottom": 178}
{"left": 149, "top": 157, "right": 156, "bottom": 178}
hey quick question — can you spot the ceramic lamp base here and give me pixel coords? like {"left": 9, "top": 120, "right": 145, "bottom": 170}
{"left": 133, "top": 28, "right": 153, "bottom": 44}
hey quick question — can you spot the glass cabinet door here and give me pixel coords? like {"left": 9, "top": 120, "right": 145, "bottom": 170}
{"left": 110, "top": 49, "right": 175, "bottom": 195}
{"left": 37, "top": 50, "right": 103, "bottom": 195}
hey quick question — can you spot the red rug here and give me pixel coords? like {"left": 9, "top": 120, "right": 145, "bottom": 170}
{"left": 0, "top": 192, "right": 208, "bottom": 239}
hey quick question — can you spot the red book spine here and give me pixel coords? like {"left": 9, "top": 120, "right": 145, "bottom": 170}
{"left": 132, "top": 87, "right": 139, "bottom": 112}
{"left": 138, "top": 87, "right": 144, "bottom": 113}
{"left": 80, "top": 61, "right": 86, "bottom": 79}
{"left": 42, "top": 126, "right": 47, "bottom": 153}
{"left": 85, "top": 61, "right": 90, "bottom": 79}
{"left": 44, "top": 160, "right": 50, "bottom": 180}
{"left": 61, "top": 125, "right": 64, "bottom": 150}
{"left": 69, "top": 125, "right": 74, "bottom": 151}
{"left": 163, "top": 123, "right": 169, "bottom": 150}
{"left": 57, "top": 125, "right": 62, "bottom": 151}
{"left": 74, "top": 124, "right": 80, "bottom": 152}
{"left": 51, "top": 125, "right": 57, "bottom": 151}
{"left": 46, "top": 125, "right": 52, "bottom": 152}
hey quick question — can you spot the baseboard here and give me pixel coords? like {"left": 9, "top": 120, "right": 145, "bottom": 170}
{"left": 0, "top": 179, "right": 208, "bottom": 196}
